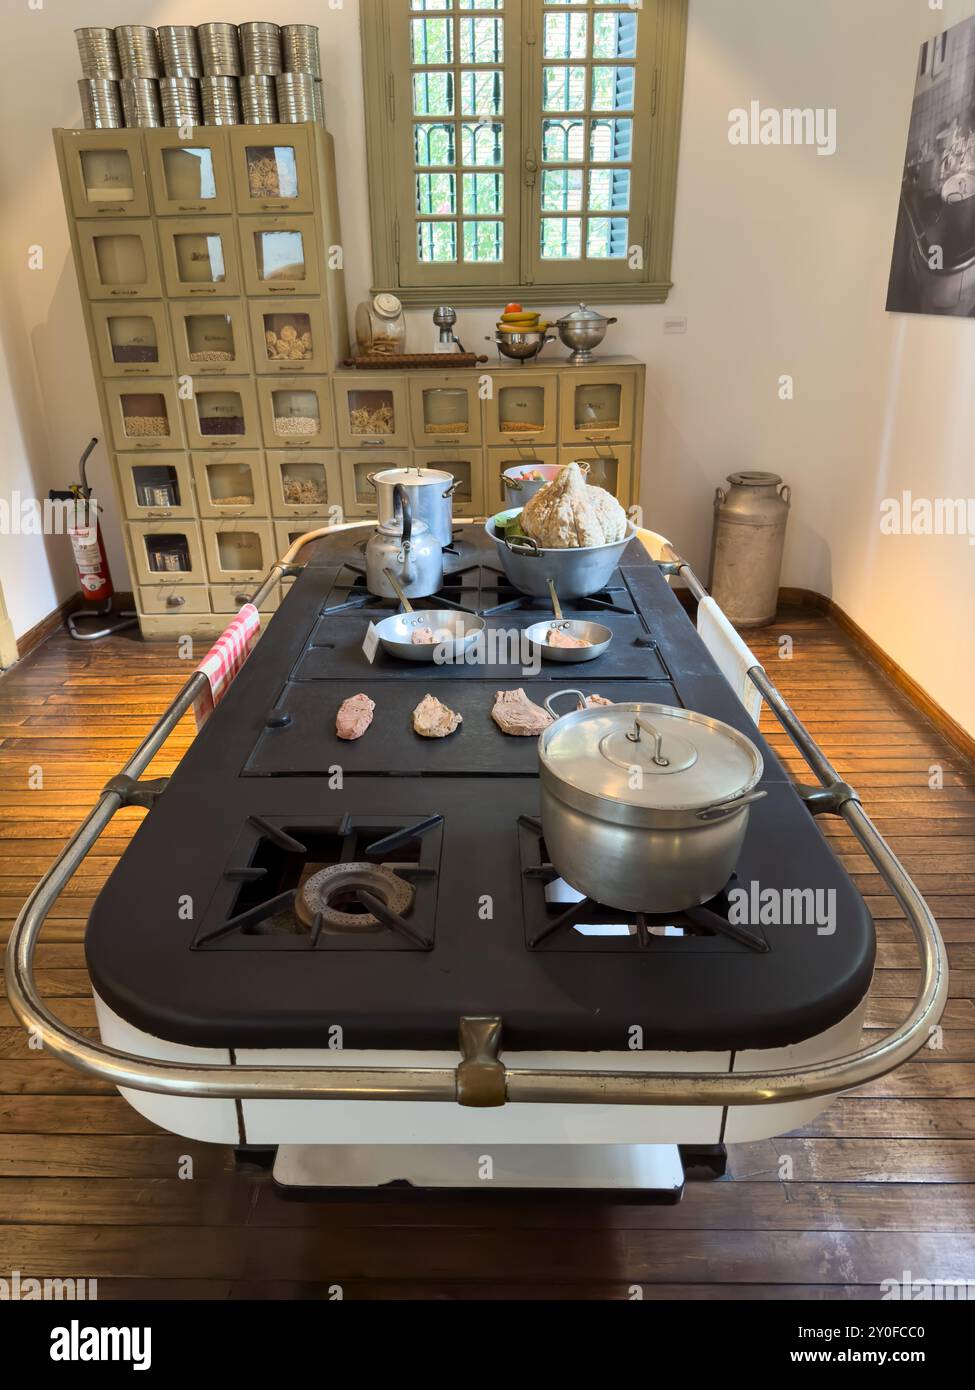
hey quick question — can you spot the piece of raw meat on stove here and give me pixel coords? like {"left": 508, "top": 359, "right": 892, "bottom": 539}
{"left": 412, "top": 694, "right": 462, "bottom": 738}
{"left": 411, "top": 626, "right": 438, "bottom": 645}
{"left": 491, "top": 688, "right": 554, "bottom": 737}
{"left": 336, "top": 693, "right": 376, "bottom": 740}
{"left": 586, "top": 694, "right": 614, "bottom": 706}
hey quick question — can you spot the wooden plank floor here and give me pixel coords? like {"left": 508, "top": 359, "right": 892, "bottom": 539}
{"left": 1, "top": 612, "right": 974, "bottom": 1299}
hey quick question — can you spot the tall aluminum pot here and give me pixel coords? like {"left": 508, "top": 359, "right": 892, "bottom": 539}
{"left": 538, "top": 695, "right": 766, "bottom": 914}
{"left": 486, "top": 510, "right": 635, "bottom": 598}
{"left": 368, "top": 467, "right": 458, "bottom": 549}
{"left": 710, "top": 471, "right": 791, "bottom": 627}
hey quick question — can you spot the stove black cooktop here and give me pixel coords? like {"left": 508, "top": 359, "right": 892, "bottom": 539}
{"left": 86, "top": 526, "right": 875, "bottom": 1053}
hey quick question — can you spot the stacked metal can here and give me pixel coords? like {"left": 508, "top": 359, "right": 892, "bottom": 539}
{"left": 78, "top": 78, "right": 124, "bottom": 130}
{"left": 158, "top": 26, "right": 202, "bottom": 79}
{"left": 198, "top": 23, "right": 242, "bottom": 76}
{"left": 240, "top": 75, "right": 279, "bottom": 126}
{"left": 201, "top": 75, "right": 242, "bottom": 126}
{"left": 282, "top": 24, "right": 321, "bottom": 79}
{"left": 240, "top": 22, "right": 282, "bottom": 75}
{"left": 120, "top": 77, "right": 162, "bottom": 128}
{"left": 115, "top": 26, "right": 161, "bottom": 79}
{"left": 275, "top": 71, "right": 316, "bottom": 125}
{"left": 76, "top": 27, "right": 122, "bottom": 80}
{"left": 159, "top": 77, "right": 202, "bottom": 129}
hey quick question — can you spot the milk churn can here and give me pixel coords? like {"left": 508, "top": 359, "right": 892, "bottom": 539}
{"left": 709, "top": 472, "right": 791, "bottom": 627}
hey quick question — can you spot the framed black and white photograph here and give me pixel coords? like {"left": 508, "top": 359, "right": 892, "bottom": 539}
{"left": 887, "top": 13, "right": 975, "bottom": 316}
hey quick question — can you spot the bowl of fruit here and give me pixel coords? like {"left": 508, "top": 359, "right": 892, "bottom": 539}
{"left": 490, "top": 303, "right": 554, "bottom": 362}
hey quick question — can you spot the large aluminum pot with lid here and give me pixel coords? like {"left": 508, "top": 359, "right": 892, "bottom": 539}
{"left": 538, "top": 694, "right": 767, "bottom": 913}
{"left": 368, "top": 466, "right": 459, "bottom": 549}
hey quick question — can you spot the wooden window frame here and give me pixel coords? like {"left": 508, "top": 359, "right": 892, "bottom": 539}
{"left": 361, "top": 0, "right": 687, "bottom": 306}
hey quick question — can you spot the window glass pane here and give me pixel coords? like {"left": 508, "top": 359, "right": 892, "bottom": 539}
{"left": 413, "top": 70, "right": 455, "bottom": 116}
{"left": 263, "top": 312, "right": 314, "bottom": 362}
{"left": 412, "top": 1, "right": 452, "bottom": 10}
{"left": 543, "top": 65, "right": 586, "bottom": 112}
{"left": 540, "top": 216, "right": 582, "bottom": 259}
{"left": 459, "top": 17, "right": 503, "bottom": 63}
{"left": 415, "top": 122, "right": 456, "bottom": 166}
{"left": 161, "top": 147, "right": 216, "bottom": 201}
{"left": 174, "top": 233, "right": 226, "bottom": 284}
{"left": 186, "top": 313, "right": 236, "bottom": 362}
{"left": 542, "top": 168, "right": 583, "bottom": 212}
{"left": 591, "top": 65, "right": 635, "bottom": 111}
{"left": 463, "top": 219, "right": 503, "bottom": 261}
{"left": 411, "top": 17, "right": 453, "bottom": 63}
{"left": 133, "top": 465, "right": 180, "bottom": 506}
{"left": 108, "top": 315, "right": 158, "bottom": 364}
{"left": 272, "top": 390, "right": 322, "bottom": 438}
{"left": 587, "top": 216, "right": 629, "bottom": 258}
{"left": 590, "top": 117, "right": 633, "bottom": 162}
{"left": 205, "top": 463, "right": 254, "bottom": 505}
{"left": 254, "top": 230, "right": 306, "bottom": 281}
{"left": 543, "top": 12, "right": 588, "bottom": 59}
{"left": 216, "top": 532, "right": 263, "bottom": 572}
{"left": 416, "top": 172, "right": 457, "bottom": 214}
{"left": 462, "top": 121, "right": 503, "bottom": 165}
{"left": 94, "top": 234, "right": 147, "bottom": 285}
{"left": 588, "top": 167, "right": 630, "bottom": 211}
{"left": 418, "top": 220, "right": 458, "bottom": 262}
{"left": 459, "top": 0, "right": 503, "bottom": 9}
{"left": 280, "top": 461, "right": 329, "bottom": 505}
{"left": 593, "top": 11, "right": 638, "bottom": 59}
{"left": 347, "top": 390, "right": 396, "bottom": 435}
{"left": 81, "top": 150, "right": 134, "bottom": 202}
{"left": 461, "top": 68, "right": 503, "bottom": 115}
{"left": 543, "top": 118, "right": 585, "bottom": 163}
{"left": 122, "top": 393, "right": 169, "bottom": 437}
{"left": 463, "top": 171, "right": 503, "bottom": 214}
{"left": 197, "top": 391, "right": 245, "bottom": 437}
{"left": 245, "top": 147, "right": 299, "bottom": 200}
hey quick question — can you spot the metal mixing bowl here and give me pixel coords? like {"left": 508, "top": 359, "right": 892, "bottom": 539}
{"left": 491, "top": 330, "right": 554, "bottom": 362}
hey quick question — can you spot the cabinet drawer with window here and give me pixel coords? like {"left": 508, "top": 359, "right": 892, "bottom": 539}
{"left": 191, "top": 452, "right": 269, "bottom": 520}
{"left": 116, "top": 454, "right": 195, "bottom": 521}
{"left": 484, "top": 370, "right": 559, "bottom": 446}
{"left": 90, "top": 303, "right": 175, "bottom": 379}
{"left": 145, "top": 129, "right": 234, "bottom": 216}
{"left": 61, "top": 129, "right": 150, "bottom": 219}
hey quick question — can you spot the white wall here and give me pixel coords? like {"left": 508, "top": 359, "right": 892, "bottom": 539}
{"left": 0, "top": 0, "right": 973, "bottom": 736}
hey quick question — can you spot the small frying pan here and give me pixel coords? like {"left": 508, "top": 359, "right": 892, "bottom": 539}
{"left": 524, "top": 579, "right": 613, "bottom": 664}
{"left": 373, "top": 567, "right": 485, "bottom": 664}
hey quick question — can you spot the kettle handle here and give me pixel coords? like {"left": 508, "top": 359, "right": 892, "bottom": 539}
{"left": 393, "top": 482, "right": 413, "bottom": 553}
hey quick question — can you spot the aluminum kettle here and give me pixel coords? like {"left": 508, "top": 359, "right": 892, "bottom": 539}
{"left": 365, "top": 483, "right": 444, "bottom": 600}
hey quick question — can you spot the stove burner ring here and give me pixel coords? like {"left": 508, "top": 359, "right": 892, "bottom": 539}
{"left": 296, "top": 863, "right": 414, "bottom": 932}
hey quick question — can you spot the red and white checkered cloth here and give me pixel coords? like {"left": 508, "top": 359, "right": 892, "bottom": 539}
{"left": 193, "top": 603, "right": 261, "bottom": 731}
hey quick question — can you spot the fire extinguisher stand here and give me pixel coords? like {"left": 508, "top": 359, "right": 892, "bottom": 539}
{"left": 53, "top": 438, "right": 138, "bottom": 642}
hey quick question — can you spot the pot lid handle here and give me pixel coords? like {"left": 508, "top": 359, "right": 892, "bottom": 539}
{"left": 626, "top": 716, "right": 670, "bottom": 768}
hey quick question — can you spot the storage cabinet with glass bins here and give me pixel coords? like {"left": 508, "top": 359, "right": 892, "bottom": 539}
{"left": 339, "top": 450, "right": 410, "bottom": 517}
{"left": 258, "top": 378, "right": 333, "bottom": 450}
{"left": 89, "top": 303, "right": 175, "bottom": 379}
{"left": 191, "top": 452, "right": 268, "bottom": 519}
{"left": 411, "top": 448, "right": 484, "bottom": 517}
{"left": 485, "top": 371, "right": 559, "bottom": 446}
{"left": 334, "top": 375, "right": 410, "bottom": 448}
{"left": 267, "top": 452, "right": 341, "bottom": 518}
{"left": 77, "top": 222, "right": 161, "bottom": 300}
{"left": 559, "top": 444, "right": 632, "bottom": 501}
{"left": 129, "top": 520, "right": 205, "bottom": 585}
{"left": 116, "top": 454, "right": 195, "bottom": 521}
{"left": 183, "top": 380, "right": 262, "bottom": 451}
{"left": 144, "top": 129, "right": 233, "bottom": 216}
{"left": 61, "top": 129, "right": 150, "bottom": 219}
{"left": 487, "top": 444, "right": 559, "bottom": 510}
{"left": 229, "top": 127, "right": 316, "bottom": 214}
{"left": 409, "top": 375, "right": 482, "bottom": 445}
{"left": 241, "top": 216, "right": 321, "bottom": 296}
{"left": 249, "top": 301, "right": 327, "bottom": 374}
{"left": 559, "top": 365, "right": 637, "bottom": 445}
{"left": 159, "top": 220, "right": 241, "bottom": 298}
{"left": 170, "top": 303, "right": 250, "bottom": 377}
{"left": 103, "top": 381, "right": 184, "bottom": 452}
{"left": 202, "top": 521, "right": 275, "bottom": 585}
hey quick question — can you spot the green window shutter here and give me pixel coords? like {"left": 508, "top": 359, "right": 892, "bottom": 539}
{"left": 361, "top": 0, "right": 686, "bottom": 306}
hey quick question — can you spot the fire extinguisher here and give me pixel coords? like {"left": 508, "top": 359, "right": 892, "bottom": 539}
{"left": 50, "top": 438, "right": 138, "bottom": 641}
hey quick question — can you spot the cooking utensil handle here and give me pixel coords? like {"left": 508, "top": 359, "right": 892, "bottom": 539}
{"left": 543, "top": 689, "right": 587, "bottom": 718}
{"left": 443, "top": 479, "right": 462, "bottom": 497}
{"left": 366, "top": 472, "right": 379, "bottom": 490}
{"left": 393, "top": 482, "right": 412, "bottom": 553}
{"left": 695, "top": 789, "right": 768, "bottom": 822}
{"left": 547, "top": 578, "right": 563, "bottom": 622}
{"left": 624, "top": 716, "right": 671, "bottom": 767}
{"left": 505, "top": 536, "right": 540, "bottom": 558}
{"left": 383, "top": 567, "right": 415, "bottom": 614}
{"left": 501, "top": 471, "right": 522, "bottom": 489}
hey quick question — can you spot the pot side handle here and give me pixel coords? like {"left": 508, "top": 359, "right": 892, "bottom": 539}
{"left": 695, "top": 789, "right": 768, "bottom": 822}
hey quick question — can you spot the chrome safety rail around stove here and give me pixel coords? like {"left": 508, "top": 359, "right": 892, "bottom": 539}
{"left": 5, "top": 525, "right": 949, "bottom": 1109}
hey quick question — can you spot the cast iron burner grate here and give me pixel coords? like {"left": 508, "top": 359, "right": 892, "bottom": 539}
{"left": 320, "top": 564, "right": 481, "bottom": 616}
{"left": 195, "top": 813, "right": 443, "bottom": 951}
{"left": 517, "top": 815, "right": 769, "bottom": 953}
{"left": 480, "top": 571, "right": 636, "bottom": 617}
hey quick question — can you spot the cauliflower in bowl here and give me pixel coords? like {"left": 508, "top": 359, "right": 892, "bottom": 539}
{"left": 520, "top": 461, "right": 628, "bottom": 549}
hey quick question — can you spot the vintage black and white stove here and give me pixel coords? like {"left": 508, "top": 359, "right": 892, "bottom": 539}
{"left": 85, "top": 526, "right": 875, "bottom": 1198}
